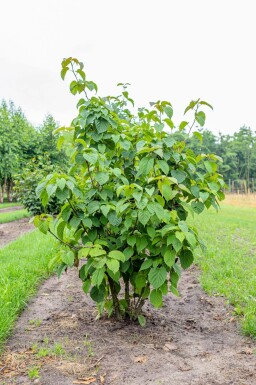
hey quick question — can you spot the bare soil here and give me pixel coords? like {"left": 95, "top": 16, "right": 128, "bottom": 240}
{"left": 0, "top": 218, "right": 34, "bottom": 248}
{"left": 0, "top": 206, "right": 23, "bottom": 213}
{"left": 1, "top": 267, "right": 255, "bottom": 385}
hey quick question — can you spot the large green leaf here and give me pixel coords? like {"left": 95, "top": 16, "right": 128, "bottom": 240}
{"left": 150, "top": 289, "right": 163, "bottom": 308}
{"left": 90, "top": 285, "right": 105, "bottom": 303}
{"left": 106, "top": 258, "right": 120, "bottom": 274}
{"left": 95, "top": 172, "right": 109, "bottom": 185}
{"left": 108, "top": 250, "right": 125, "bottom": 262}
{"left": 179, "top": 250, "right": 194, "bottom": 269}
{"left": 137, "top": 157, "right": 154, "bottom": 176}
{"left": 136, "top": 237, "right": 148, "bottom": 253}
{"left": 91, "top": 267, "right": 105, "bottom": 287}
{"left": 148, "top": 266, "right": 167, "bottom": 289}
{"left": 164, "top": 249, "right": 176, "bottom": 268}
{"left": 138, "top": 210, "right": 151, "bottom": 226}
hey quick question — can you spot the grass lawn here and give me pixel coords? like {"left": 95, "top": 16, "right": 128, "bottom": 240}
{"left": 0, "top": 209, "right": 30, "bottom": 224}
{"left": 0, "top": 202, "right": 20, "bottom": 209}
{"left": 194, "top": 204, "right": 256, "bottom": 337}
{"left": 0, "top": 231, "right": 56, "bottom": 350}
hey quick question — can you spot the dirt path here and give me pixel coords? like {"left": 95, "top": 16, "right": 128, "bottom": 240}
{"left": 1, "top": 267, "right": 255, "bottom": 385}
{"left": 0, "top": 218, "right": 34, "bottom": 248}
{"left": 0, "top": 206, "right": 23, "bottom": 213}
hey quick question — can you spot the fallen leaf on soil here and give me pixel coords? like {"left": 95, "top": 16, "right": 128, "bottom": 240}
{"left": 133, "top": 356, "right": 148, "bottom": 363}
{"left": 73, "top": 377, "right": 96, "bottom": 384}
{"left": 164, "top": 343, "right": 178, "bottom": 351}
{"left": 100, "top": 374, "right": 106, "bottom": 383}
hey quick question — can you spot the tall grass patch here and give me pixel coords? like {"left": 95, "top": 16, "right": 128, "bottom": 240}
{"left": 0, "top": 231, "right": 56, "bottom": 349}
{"left": 194, "top": 205, "right": 256, "bottom": 337}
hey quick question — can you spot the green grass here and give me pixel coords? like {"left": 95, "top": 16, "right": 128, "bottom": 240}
{"left": 0, "top": 209, "right": 30, "bottom": 223}
{"left": 0, "top": 230, "right": 56, "bottom": 349}
{"left": 0, "top": 202, "right": 19, "bottom": 209}
{"left": 193, "top": 205, "right": 256, "bottom": 337}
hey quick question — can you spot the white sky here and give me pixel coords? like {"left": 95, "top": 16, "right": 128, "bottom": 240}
{"left": 0, "top": 0, "right": 255, "bottom": 135}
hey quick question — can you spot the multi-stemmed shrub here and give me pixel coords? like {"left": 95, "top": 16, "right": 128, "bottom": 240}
{"left": 34, "top": 58, "right": 224, "bottom": 324}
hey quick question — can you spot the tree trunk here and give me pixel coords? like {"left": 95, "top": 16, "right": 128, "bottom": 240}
{"left": 108, "top": 276, "right": 122, "bottom": 320}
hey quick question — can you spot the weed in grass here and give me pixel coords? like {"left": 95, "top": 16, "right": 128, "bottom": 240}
{"left": 28, "top": 366, "right": 39, "bottom": 379}
{"left": 52, "top": 342, "right": 66, "bottom": 356}
{"left": 84, "top": 334, "right": 94, "bottom": 357}
{"left": 29, "top": 319, "right": 42, "bottom": 327}
{"left": 43, "top": 335, "right": 49, "bottom": 345}
{"left": 37, "top": 347, "right": 51, "bottom": 358}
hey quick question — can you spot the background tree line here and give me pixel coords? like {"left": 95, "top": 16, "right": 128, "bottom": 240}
{"left": 0, "top": 99, "right": 67, "bottom": 203}
{"left": 1, "top": 98, "right": 255, "bottom": 204}
{"left": 187, "top": 126, "right": 256, "bottom": 193}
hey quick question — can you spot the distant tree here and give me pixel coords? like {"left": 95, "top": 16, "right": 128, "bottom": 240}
{"left": 0, "top": 100, "right": 37, "bottom": 202}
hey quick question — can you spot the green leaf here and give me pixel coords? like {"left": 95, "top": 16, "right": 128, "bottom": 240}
{"left": 136, "top": 237, "right": 148, "bottom": 253}
{"left": 46, "top": 184, "right": 57, "bottom": 197}
{"left": 83, "top": 152, "right": 98, "bottom": 164}
{"left": 195, "top": 111, "right": 206, "bottom": 126}
{"left": 108, "top": 212, "right": 122, "bottom": 226}
{"left": 171, "top": 170, "right": 186, "bottom": 183}
{"left": 95, "top": 172, "right": 109, "bottom": 185}
{"left": 90, "top": 285, "right": 105, "bottom": 303}
{"left": 163, "top": 136, "right": 175, "bottom": 148}
{"left": 140, "top": 259, "right": 153, "bottom": 270}
{"left": 138, "top": 315, "right": 146, "bottom": 326}
{"left": 127, "top": 235, "right": 136, "bottom": 246}
{"left": 150, "top": 289, "right": 163, "bottom": 308}
{"left": 137, "top": 157, "right": 154, "bottom": 176}
{"left": 38, "top": 220, "right": 49, "bottom": 235}
{"left": 62, "top": 251, "right": 74, "bottom": 266}
{"left": 191, "top": 201, "right": 204, "bottom": 214}
{"left": 178, "top": 221, "right": 189, "bottom": 233}
{"left": 82, "top": 217, "right": 93, "bottom": 228}
{"left": 162, "top": 183, "right": 173, "bottom": 202}
{"left": 179, "top": 249, "right": 194, "bottom": 269}
{"left": 138, "top": 210, "right": 151, "bottom": 226}
{"left": 199, "top": 100, "right": 213, "bottom": 110}
{"left": 164, "top": 106, "right": 173, "bottom": 119}
{"left": 69, "top": 216, "right": 81, "bottom": 229}
{"left": 185, "top": 232, "right": 197, "bottom": 248}
{"left": 147, "top": 226, "right": 156, "bottom": 238}
{"left": 179, "top": 121, "right": 189, "bottom": 131}
{"left": 148, "top": 266, "right": 167, "bottom": 289}
{"left": 88, "top": 201, "right": 100, "bottom": 214}
{"left": 91, "top": 267, "right": 105, "bottom": 287}
{"left": 57, "top": 221, "right": 66, "bottom": 240}
{"left": 123, "top": 247, "right": 134, "bottom": 261}
{"left": 158, "top": 160, "right": 169, "bottom": 175}
{"left": 82, "top": 279, "right": 91, "bottom": 293}
{"left": 96, "top": 118, "right": 109, "bottom": 133}
{"left": 106, "top": 258, "right": 120, "bottom": 274}
{"left": 57, "top": 178, "right": 66, "bottom": 190}
{"left": 90, "top": 248, "right": 106, "bottom": 257}
{"left": 108, "top": 250, "right": 126, "bottom": 262}
{"left": 167, "top": 234, "right": 182, "bottom": 252}
{"left": 164, "top": 249, "right": 176, "bottom": 268}
{"left": 191, "top": 185, "right": 200, "bottom": 198}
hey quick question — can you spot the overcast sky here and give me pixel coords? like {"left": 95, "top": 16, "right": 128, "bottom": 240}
{"left": 0, "top": 0, "right": 255, "bottom": 135}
